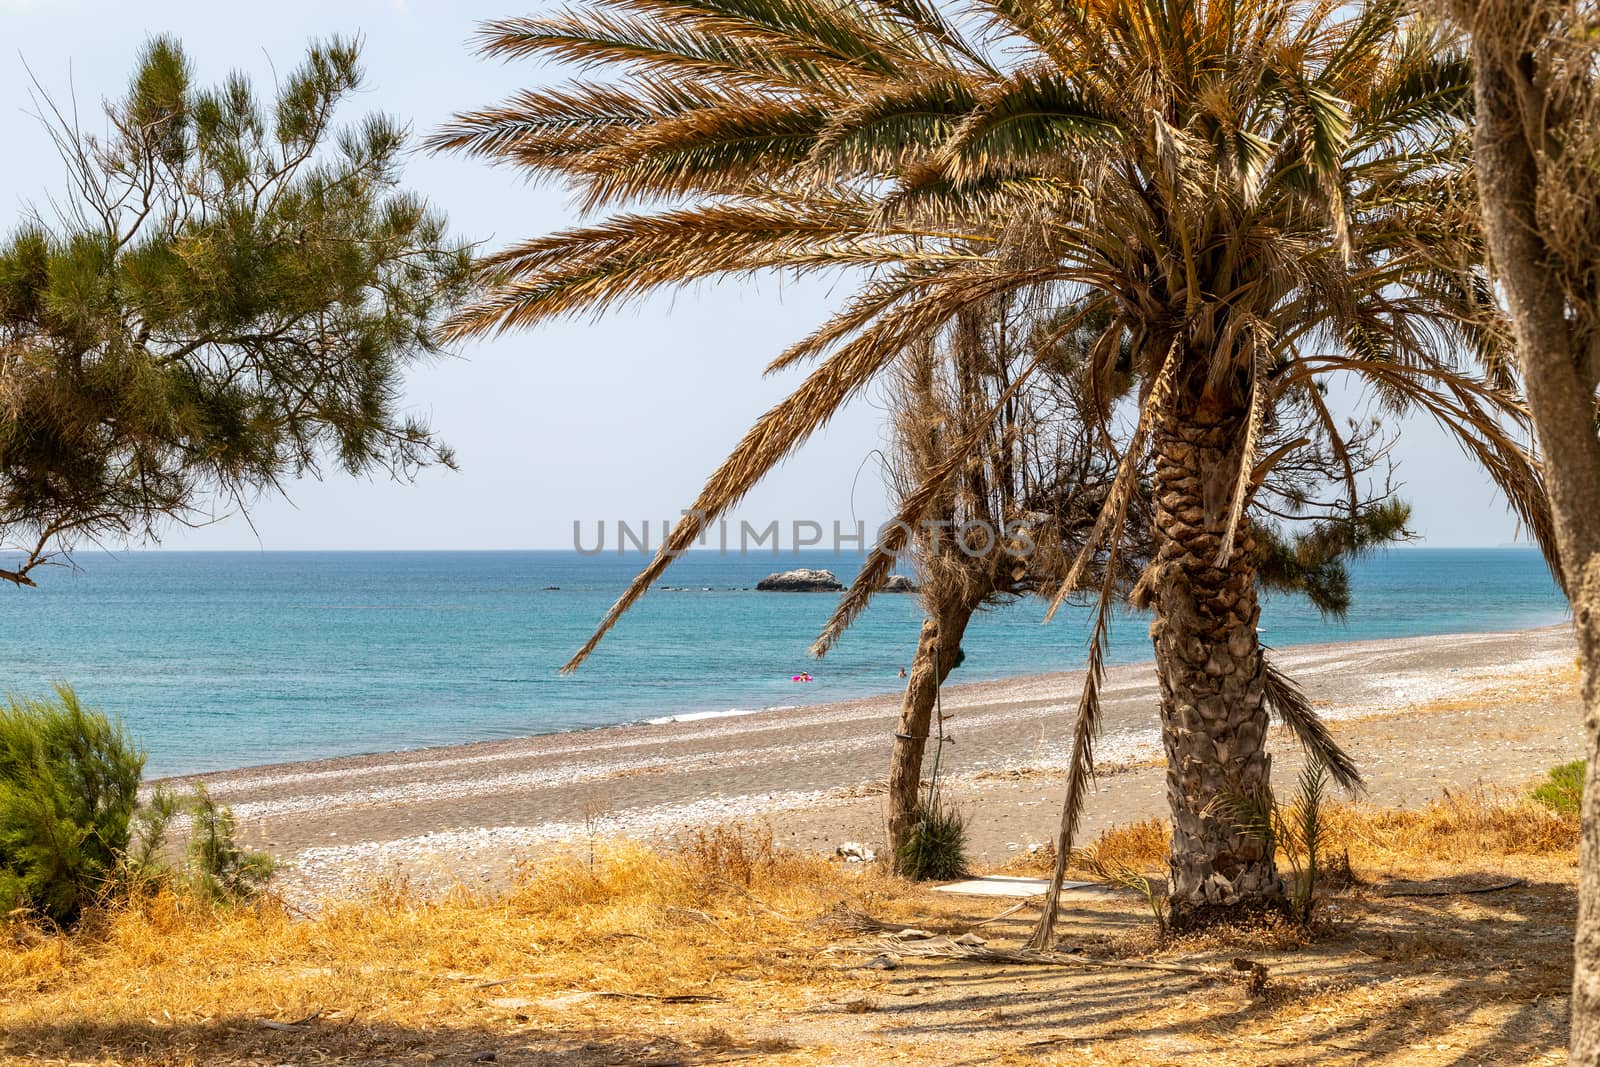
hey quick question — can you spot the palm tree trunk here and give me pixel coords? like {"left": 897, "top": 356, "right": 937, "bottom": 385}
{"left": 1149, "top": 402, "right": 1284, "bottom": 927}
{"left": 887, "top": 601, "right": 972, "bottom": 869}
{"left": 1465, "top": 21, "right": 1600, "bottom": 1057}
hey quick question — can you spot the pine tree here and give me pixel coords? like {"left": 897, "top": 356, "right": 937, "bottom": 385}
{"left": 0, "top": 36, "right": 474, "bottom": 582}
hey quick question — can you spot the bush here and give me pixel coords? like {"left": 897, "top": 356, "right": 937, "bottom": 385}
{"left": 0, "top": 685, "right": 143, "bottom": 924}
{"left": 183, "top": 784, "right": 275, "bottom": 902}
{"left": 1532, "top": 759, "right": 1586, "bottom": 818}
{"left": 896, "top": 799, "right": 969, "bottom": 881}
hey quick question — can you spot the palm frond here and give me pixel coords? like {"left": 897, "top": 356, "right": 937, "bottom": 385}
{"left": 1043, "top": 335, "right": 1178, "bottom": 620}
{"left": 1028, "top": 527, "right": 1125, "bottom": 950}
{"left": 1262, "top": 656, "right": 1362, "bottom": 791}
{"left": 1214, "top": 335, "right": 1271, "bottom": 565}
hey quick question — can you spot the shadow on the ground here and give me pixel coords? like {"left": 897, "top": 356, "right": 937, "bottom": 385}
{"left": 3, "top": 873, "right": 1575, "bottom": 1066}
{"left": 850, "top": 872, "right": 1574, "bottom": 1065}
{"left": 0, "top": 1017, "right": 787, "bottom": 1066}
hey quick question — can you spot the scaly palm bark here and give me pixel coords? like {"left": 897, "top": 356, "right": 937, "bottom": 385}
{"left": 1440, "top": 0, "right": 1600, "bottom": 1054}
{"left": 1149, "top": 398, "right": 1282, "bottom": 920}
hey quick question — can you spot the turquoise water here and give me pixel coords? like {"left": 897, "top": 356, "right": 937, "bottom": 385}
{"left": 0, "top": 548, "right": 1569, "bottom": 776}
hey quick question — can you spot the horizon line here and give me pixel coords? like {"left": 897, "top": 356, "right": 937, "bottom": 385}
{"left": 2, "top": 543, "right": 1538, "bottom": 555}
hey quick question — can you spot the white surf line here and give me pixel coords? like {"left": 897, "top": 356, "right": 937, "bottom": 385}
{"left": 192, "top": 696, "right": 920, "bottom": 795}
{"left": 201, "top": 629, "right": 1568, "bottom": 799}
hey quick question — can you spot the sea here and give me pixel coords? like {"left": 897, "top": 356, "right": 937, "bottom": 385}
{"left": 1, "top": 547, "right": 1570, "bottom": 777}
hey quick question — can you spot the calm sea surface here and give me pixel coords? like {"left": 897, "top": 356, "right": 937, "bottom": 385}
{"left": 1, "top": 548, "right": 1568, "bottom": 776}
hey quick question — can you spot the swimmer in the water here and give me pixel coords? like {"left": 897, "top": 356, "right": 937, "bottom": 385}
{"left": 898, "top": 667, "right": 907, "bottom": 679}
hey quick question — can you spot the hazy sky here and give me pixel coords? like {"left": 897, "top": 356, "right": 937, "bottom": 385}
{"left": 0, "top": 0, "right": 1530, "bottom": 551}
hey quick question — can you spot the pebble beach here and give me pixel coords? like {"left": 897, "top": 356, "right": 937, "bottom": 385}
{"left": 161, "top": 624, "right": 1582, "bottom": 900}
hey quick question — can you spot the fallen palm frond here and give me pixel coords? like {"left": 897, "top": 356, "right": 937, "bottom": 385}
{"left": 1375, "top": 876, "right": 1523, "bottom": 898}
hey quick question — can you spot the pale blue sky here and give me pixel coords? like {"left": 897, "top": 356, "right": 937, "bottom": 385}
{"left": 0, "top": 0, "right": 1527, "bottom": 550}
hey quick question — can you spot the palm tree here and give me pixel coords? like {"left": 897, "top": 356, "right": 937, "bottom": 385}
{"left": 434, "top": 0, "right": 1555, "bottom": 932}
{"left": 860, "top": 300, "right": 1141, "bottom": 870}
{"left": 852, "top": 295, "right": 1399, "bottom": 873}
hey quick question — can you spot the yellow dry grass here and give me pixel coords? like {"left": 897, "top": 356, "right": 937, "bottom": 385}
{"left": 1006, "top": 778, "right": 1580, "bottom": 879}
{"left": 0, "top": 827, "right": 906, "bottom": 1066}
{"left": 0, "top": 796, "right": 1582, "bottom": 1066}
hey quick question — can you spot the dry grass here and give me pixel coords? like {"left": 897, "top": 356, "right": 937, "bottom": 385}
{"left": 1335, "top": 785, "right": 1580, "bottom": 870}
{"left": 0, "top": 797, "right": 1582, "bottom": 1066}
{"left": 0, "top": 826, "right": 905, "bottom": 1066}
{"left": 1007, "top": 783, "right": 1578, "bottom": 879}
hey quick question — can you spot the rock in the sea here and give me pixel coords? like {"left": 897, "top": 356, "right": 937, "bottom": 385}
{"left": 882, "top": 574, "right": 919, "bottom": 593}
{"left": 756, "top": 568, "right": 843, "bottom": 592}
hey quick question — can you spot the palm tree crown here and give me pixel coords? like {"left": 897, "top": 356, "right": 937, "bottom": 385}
{"left": 436, "top": 0, "right": 1554, "bottom": 928}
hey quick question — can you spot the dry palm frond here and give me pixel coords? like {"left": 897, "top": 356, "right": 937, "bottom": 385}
{"left": 1263, "top": 657, "right": 1362, "bottom": 791}
{"left": 1214, "top": 335, "right": 1272, "bottom": 566}
{"left": 810, "top": 294, "right": 1115, "bottom": 656}
{"left": 1042, "top": 335, "right": 1179, "bottom": 622}
{"left": 1028, "top": 526, "right": 1126, "bottom": 950}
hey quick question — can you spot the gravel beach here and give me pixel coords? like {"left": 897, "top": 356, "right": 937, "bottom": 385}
{"left": 170, "top": 625, "right": 1581, "bottom": 898}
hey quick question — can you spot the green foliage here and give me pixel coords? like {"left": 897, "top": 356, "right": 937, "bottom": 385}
{"left": 1282, "top": 758, "right": 1332, "bottom": 927}
{"left": 0, "top": 35, "right": 474, "bottom": 586}
{"left": 124, "top": 784, "right": 274, "bottom": 905}
{"left": 896, "top": 799, "right": 969, "bottom": 881}
{"left": 183, "top": 785, "right": 274, "bottom": 903}
{"left": 1226, "top": 755, "right": 1334, "bottom": 927}
{"left": 0, "top": 685, "right": 143, "bottom": 925}
{"left": 1532, "top": 760, "right": 1586, "bottom": 817}
{"left": 1258, "top": 499, "right": 1415, "bottom": 618}
{"left": 126, "top": 783, "right": 181, "bottom": 877}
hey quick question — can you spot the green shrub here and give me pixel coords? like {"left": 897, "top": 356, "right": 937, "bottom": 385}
{"left": 124, "top": 783, "right": 275, "bottom": 904}
{"left": 183, "top": 784, "right": 274, "bottom": 902}
{"left": 1532, "top": 760, "right": 1586, "bottom": 818}
{"left": 896, "top": 799, "right": 970, "bottom": 881}
{"left": 1221, "top": 754, "right": 1334, "bottom": 928}
{"left": 0, "top": 685, "right": 143, "bottom": 924}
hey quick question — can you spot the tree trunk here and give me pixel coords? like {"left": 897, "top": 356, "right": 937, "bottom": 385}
{"left": 1149, "top": 401, "right": 1284, "bottom": 928}
{"left": 887, "top": 600, "right": 973, "bottom": 869}
{"left": 1465, "top": 22, "right": 1600, "bottom": 1061}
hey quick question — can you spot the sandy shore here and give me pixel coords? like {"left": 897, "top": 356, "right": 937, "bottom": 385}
{"left": 172, "top": 625, "right": 1581, "bottom": 898}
